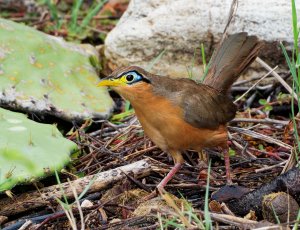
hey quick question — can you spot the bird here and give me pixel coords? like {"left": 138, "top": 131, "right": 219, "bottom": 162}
{"left": 98, "top": 32, "right": 262, "bottom": 191}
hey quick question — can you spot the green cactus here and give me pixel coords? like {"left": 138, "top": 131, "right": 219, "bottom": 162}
{"left": 0, "top": 107, "right": 77, "bottom": 192}
{"left": 0, "top": 18, "right": 114, "bottom": 121}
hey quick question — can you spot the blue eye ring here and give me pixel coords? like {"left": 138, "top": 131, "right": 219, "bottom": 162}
{"left": 123, "top": 71, "right": 142, "bottom": 84}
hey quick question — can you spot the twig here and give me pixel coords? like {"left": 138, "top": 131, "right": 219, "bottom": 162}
{"left": 281, "top": 148, "right": 298, "bottom": 174}
{"left": 71, "top": 180, "right": 84, "bottom": 230}
{"left": 230, "top": 118, "right": 289, "bottom": 125}
{"left": 124, "top": 146, "right": 157, "bottom": 161}
{"left": 248, "top": 147, "right": 284, "bottom": 161}
{"left": 0, "top": 159, "right": 152, "bottom": 216}
{"left": 234, "top": 65, "right": 278, "bottom": 103}
{"left": 229, "top": 126, "right": 292, "bottom": 149}
{"left": 233, "top": 74, "right": 273, "bottom": 86}
{"left": 199, "top": 211, "right": 258, "bottom": 228}
{"left": 221, "top": 0, "right": 238, "bottom": 40}
{"left": 220, "top": 202, "right": 236, "bottom": 216}
{"left": 18, "top": 220, "right": 32, "bottom": 230}
{"left": 245, "top": 91, "right": 258, "bottom": 108}
{"left": 228, "top": 132, "right": 257, "bottom": 159}
{"left": 256, "top": 57, "right": 298, "bottom": 101}
{"left": 255, "top": 160, "right": 287, "bottom": 173}
{"left": 231, "top": 84, "right": 273, "bottom": 92}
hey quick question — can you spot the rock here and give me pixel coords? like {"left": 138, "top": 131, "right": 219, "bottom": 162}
{"left": 105, "top": 0, "right": 299, "bottom": 79}
{"left": 262, "top": 192, "right": 299, "bottom": 223}
{"left": 81, "top": 200, "right": 94, "bottom": 208}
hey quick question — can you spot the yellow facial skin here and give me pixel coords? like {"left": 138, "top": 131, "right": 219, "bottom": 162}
{"left": 97, "top": 76, "right": 128, "bottom": 87}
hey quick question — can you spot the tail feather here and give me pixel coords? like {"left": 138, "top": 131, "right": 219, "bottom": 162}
{"left": 203, "top": 32, "right": 262, "bottom": 93}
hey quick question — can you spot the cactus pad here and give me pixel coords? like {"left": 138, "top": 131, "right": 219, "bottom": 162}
{"left": 0, "top": 18, "right": 114, "bottom": 121}
{"left": 0, "top": 107, "right": 77, "bottom": 192}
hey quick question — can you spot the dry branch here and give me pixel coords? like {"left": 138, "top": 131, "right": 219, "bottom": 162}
{"left": 226, "top": 167, "right": 300, "bottom": 219}
{"left": 229, "top": 126, "right": 292, "bottom": 149}
{"left": 0, "top": 159, "right": 152, "bottom": 216}
{"left": 256, "top": 57, "right": 298, "bottom": 101}
{"left": 230, "top": 118, "right": 289, "bottom": 126}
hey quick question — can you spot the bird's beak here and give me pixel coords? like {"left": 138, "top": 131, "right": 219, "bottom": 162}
{"left": 97, "top": 78, "right": 126, "bottom": 87}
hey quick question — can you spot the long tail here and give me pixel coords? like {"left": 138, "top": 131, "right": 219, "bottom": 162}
{"left": 203, "top": 32, "right": 262, "bottom": 93}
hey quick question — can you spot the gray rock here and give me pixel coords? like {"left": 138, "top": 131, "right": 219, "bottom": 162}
{"left": 105, "top": 0, "right": 299, "bottom": 79}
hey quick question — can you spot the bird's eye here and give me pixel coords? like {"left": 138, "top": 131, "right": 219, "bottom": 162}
{"left": 126, "top": 74, "right": 134, "bottom": 82}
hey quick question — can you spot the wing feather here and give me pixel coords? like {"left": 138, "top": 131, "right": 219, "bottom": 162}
{"left": 152, "top": 77, "right": 236, "bottom": 129}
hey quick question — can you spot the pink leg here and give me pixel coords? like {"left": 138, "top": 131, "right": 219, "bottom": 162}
{"left": 223, "top": 149, "right": 233, "bottom": 184}
{"left": 157, "top": 163, "right": 182, "bottom": 191}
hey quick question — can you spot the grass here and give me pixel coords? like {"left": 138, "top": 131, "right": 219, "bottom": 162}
{"left": 52, "top": 170, "right": 100, "bottom": 229}
{"left": 280, "top": 0, "right": 300, "bottom": 163}
{"left": 204, "top": 160, "right": 212, "bottom": 230}
{"left": 201, "top": 43, "right": 207, "bottom": 71}
{"left": 157, "top": 192, "right": 206, "bottom": 229}
{"left": 294, "top": 209, "right": 300, "bottom": 230}
{"left": 281, "top": 0, "right": 300, "bottom": 228}
{"left": 187, "top": 47, "right": 198, "bottom": 79}
{"left": 41, "top": 0, "right": 108, "bottom": 40}
{"left": 271, "top": 203, "right": 281, "bottom": 225}
{"left": 54, "top": 170, "right": 78, "bottom": 229}
{"left": 43, "top": 0, "right": 62, "bottom": 30}
{"left": 146, "top": 49, "right": 166, "bottom": 72}
{"left": 186, "top": 43, "right": 209, "bottom": 80}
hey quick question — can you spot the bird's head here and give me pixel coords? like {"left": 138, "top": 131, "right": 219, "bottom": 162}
{"left": 97, "top": 66, "right": 152, "bottom": 101}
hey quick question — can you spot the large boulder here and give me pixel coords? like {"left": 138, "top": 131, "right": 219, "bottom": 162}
{"left": 105, "top": 0, "right": 299, "bottom": 79}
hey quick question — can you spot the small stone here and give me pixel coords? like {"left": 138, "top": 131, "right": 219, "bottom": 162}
{"left": 262, "top": 192, "right": 299, "bottom": 223}
{"left": 81, "top": 199, "right": 93, "bottom": 208}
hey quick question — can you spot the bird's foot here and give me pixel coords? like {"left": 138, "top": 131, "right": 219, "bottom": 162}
{"left": 157, "top": 162, "right": 182, "bottom": 188}
{"left": 141, "top": 163, "right": 182, "bottom": 201}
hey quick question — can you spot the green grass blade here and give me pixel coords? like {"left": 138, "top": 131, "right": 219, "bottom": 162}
{"left": 54, "top": 170, "right": 69, "bottom": 205}
{"left": 111, "top": 109, "right": 135, "bottom": 121}
{"left": 282, "top": 0, "right": 300, "bottom": 165}
{"left": 200, "top": 52, "right": 213, "bottom": 82}
{"left": 187, "top": 48, "right": 197, "bottom": 79}
{"left": 70, "top": 0, "right": 83, "bottom": 32}
{"left": 44, "top": 0, "right": 62, "bottom": 29}
{"left": 79, "top": 0, "right": 108, "bottom": 32}
{"left": 204, "top": 160, "right": 212, "bottom": 230}
{"left": 291, "top": 0, "right": 299, "bottom": 59}
{"left": 293, "top": 208, "right": 300, "bottom": 230}
{"left": 163, "top": 217, "right": 183, "bottom": 229}
{"left": 77, "top": 171, "right": 100, "bottom": 200}
{"left": 271, "top": 203, "right": 281, "bottom": 224}
{"left": 125, "top": 100, "right": 131, "bottom": 112}
{"left": 201, "top": 43, "right": 206, "bottom": 71}
{"left": 146, "top": 49, "right": 166, "bottom": 71}
{"left": 291, "top": 0, "right": 300, "bottom": 83}
{"left": 292, "top": 115, "right": 300, "bottom": 161}
{"left": 280, "top": 42, "right": 298, "bottom": 85}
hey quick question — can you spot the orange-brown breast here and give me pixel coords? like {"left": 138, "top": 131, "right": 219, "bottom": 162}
{"left": 113, "top": 82, "right": 228, "bottom": 152}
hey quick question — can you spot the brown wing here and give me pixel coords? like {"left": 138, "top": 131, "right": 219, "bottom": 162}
{"left": 179, "top": 83, "right": 236, "bottom": 129}
{"left": 152, "top": 76, "right": 236, "bottom": 129}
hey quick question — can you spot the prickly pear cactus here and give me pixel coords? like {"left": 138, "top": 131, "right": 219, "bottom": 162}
{"left": 0, "top": 18, "right": 114, "bottom": 121}
{"left": 0, "top": 107, "right": 77, "bottom": 192}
